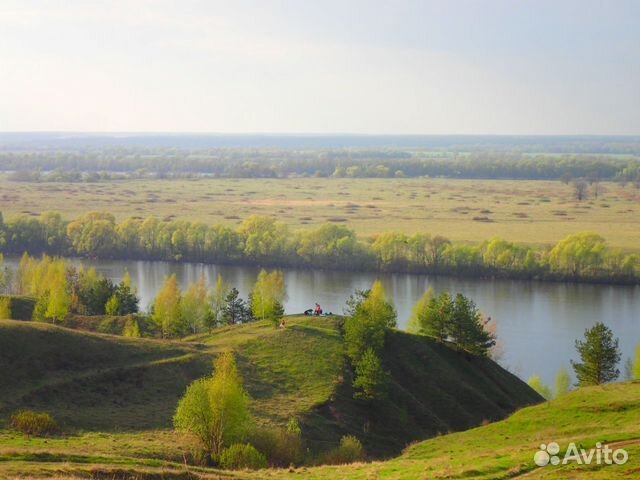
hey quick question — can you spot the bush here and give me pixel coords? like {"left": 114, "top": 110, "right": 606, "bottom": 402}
{"left": 0, "top": 295, "right": 37, "bottom": 320}
{"left": 9, "top": 410, "right": 58, "bottom": 436}
{"left": 218, "top": 443, "right": 268, "bottom": 470}
{"left": 249, "top": 420, "right": 304, "bottom": 467}
{"left": 320, "top": 435, "right": 365, "bottom": 465}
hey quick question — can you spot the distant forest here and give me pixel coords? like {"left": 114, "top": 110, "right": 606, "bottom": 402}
{"left": 2, "top": 149, "right": 640, "bottom": 182}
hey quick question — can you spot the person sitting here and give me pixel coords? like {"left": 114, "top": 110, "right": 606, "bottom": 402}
{"left": 314, "top": 303, "right": 323, "bottom": 316}
{"left": 279, "top": 318, "right": 286, "bottom": 328}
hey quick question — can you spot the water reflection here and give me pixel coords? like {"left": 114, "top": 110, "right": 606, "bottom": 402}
{"left": 6, "top": 257, "right": 639, "bottom": 386}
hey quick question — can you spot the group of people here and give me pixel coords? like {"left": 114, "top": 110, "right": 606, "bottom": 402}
{"left": 279, "top": 303, "right": 331, "bottom": 329}
{"left": 304, "top": 303, "right": 331, "bottom": 316}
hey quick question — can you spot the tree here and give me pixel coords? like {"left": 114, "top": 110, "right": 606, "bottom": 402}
{"left": 45, "top": 262, "right": 70, "bottom": 323}
{"left": 152, "top": 274, "right": 182, "bottom": 338}
{"left": 573, "top": 180, "right": 588, "bottom": 201}
{"left": 353, "top": 348, "right": 388, "bottom": 400}
{"left": 633, "top": 343, "right": 640, "bottom": 381}
{"left": 406, "top": 288, "right": 434, "bottom": 334}
{"left": 0, "top": 297, "right": 11, "bottom": 319}
{"left": 344, "top": 281, "right": 395, "bottom": 400}
{"left": 344, "top": 281, "right": 396, "bottom": 363}
{"left": 555, "top": 369, "right": 571, "bottom": 397}
{"left": 449, "top": 294, "right": 496, "bottom": 356}
{"left": 207, "top": 275, "right": 230, "bottom": 330}
{"left": 222, "top": 288, "right": 252, "bottom": 325}
{"left": 182, "top": 276, "right": 210, "bottom": 334}
{"left": 105, "top": 294, "right": 120, "bottom": 315}
{"left": 174, "top": 351, "right": 251, "bottom": 459}
{"left": 415, "top": 292, "right": 452, "bottom": 342}
{"left": 527, "top": 375, "right": 553, "bottom": 400}
{"left": 572, "top": 322, "right": 621, "bottom": 386}
{"left": 251, "top": 270, "right": 287, "bottom": 326}
{"left": 113, "top": 275, "right": 139, "bottom": 315}
{"left": 548, "top": 232, "right": 607, "bottom": 277}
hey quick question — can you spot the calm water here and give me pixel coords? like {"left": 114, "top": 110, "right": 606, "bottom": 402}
{"left": 7, "top": 257, "right": 639, "bottom": 385}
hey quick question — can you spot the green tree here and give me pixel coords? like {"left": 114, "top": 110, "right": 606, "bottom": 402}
{"left": 182, "top": 276, "right": 210, "bottom": 334}
{"left": 353, "top": 347, "right": 388, "bottom": 400}
{"left": 45, "top": 262, "right": 70, "bottom": 323}
{"left": 406, "top": 288, "right": 434, "bottom": 334}
{"left": 416, "top": 292, "right": 452, "bottom": 342}
{"left": 207, "top": 275, "right": 230, "bottom": 330}
{"left": 633, "top": 343, "right": 640, "bottom": 381}
{"left": 572, "top": 322, "right": 621, "bottom": 386}
{"left": 105, "top": 294, "right": 120, "bottom": 315}
{"left": 222, "top": 288, "right": 251, "bottom": 325}
{"left": 344, "top": 281, "right": 396, "bottom": 363}
{"left": 174, "top": 351, "right": 251, "bottom": 459}
{"left": 0, "top": 297, "right": 11, "bottom": 319}
{"left": 251, "top": 270, "right": 287, "bottom": 326}
{"left": 152, "top": 274, "right": 182, "bottom": 338}
{"left": 548, "top": 232, "right": 607, "bottom": 276}
{"left": 555, "top": 368, "right": 571, "bottom": 397}
{"left": 527, "top": 375, "right": 553, "bottom": 400}
{"left": 344, "top": 281, "right": 395, "bottom": 400}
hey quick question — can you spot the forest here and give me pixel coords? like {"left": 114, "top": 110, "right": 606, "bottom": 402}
{"left": 1, "top": 211, "right": 637, "bottom": 284}
{"left": 2, "top": 148, "right": 640, "bottom": 181}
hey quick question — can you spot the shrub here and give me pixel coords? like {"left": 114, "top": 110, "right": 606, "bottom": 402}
{"left": 0, "top": 297, "right": 11, "bottom": 319}
{"left": 320, "top": 435, "right": 365, "bottom": 465}
{"left": 0, "top": 295, "right": 37, "bottom": 320}
{"left": 219, "top": 443, "right": 267, "bottom": 470}
{"left": 249, "top": 420, "right": 304, "bottom": 466}
{"left": 9, "top": 410, "right": 58, "bottom": 436}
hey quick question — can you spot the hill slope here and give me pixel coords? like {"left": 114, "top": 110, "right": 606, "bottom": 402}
{"left": 0, "top": 315, "right": 540, "bottom": 471}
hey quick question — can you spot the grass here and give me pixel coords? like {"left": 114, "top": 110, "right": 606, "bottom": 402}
{"left": 1, "top": 383, "right": 638, "bottom": 479}
{"left": 0, "top": 315, "right": 540, "bottom": 477}
{"left": 2, "top": 177, "right": 639, "bottom": 249}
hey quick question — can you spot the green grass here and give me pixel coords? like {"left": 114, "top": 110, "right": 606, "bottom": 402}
{"left": 0, "top": 315, "right": 541, "bottom": 477}
{"left": 1, "top": 383, "right": 638, "bottom": 479}
{"left": 2, "top": 177, "right": 639, "bottom": 249}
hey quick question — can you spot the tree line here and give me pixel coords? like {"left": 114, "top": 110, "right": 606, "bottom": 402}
{"left": 0, "top": 253, "right": 288, "bottom": 338}
{"left": 2, "top": 150, "right": 640, "bottom": 181}
{"left": 1, "top": 211, "right": 638, "bottom": 284}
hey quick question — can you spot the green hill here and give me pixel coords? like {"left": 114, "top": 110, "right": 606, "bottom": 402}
{"left": 0, "top": 315, "right": 542, "bottom": 477}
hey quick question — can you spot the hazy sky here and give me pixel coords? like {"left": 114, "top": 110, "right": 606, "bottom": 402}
{"left": 1, "top": 0, "right": 638, "bottom": 134}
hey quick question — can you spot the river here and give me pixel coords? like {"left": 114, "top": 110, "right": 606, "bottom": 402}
{"left": 6, "top": 257, "right": 639, "bottom": 386}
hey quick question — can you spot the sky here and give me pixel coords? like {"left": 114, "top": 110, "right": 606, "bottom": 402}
{"left": 0, "top": 0, "right": 639, "bottom": 134}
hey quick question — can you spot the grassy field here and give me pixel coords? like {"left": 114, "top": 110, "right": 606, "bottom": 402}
{"left": 1, "top": 381, "right": 637, "bottom": 479}
{"left": 0, "top": 315, "right": 540, "bottom": 477}
{"left": 2, "top": 177, "right": 639, "bottom": 249}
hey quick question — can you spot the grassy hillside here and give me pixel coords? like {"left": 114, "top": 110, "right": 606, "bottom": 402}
{"left": 0, "top": 315, "right": 542, "bottom": 477}
{"left": 259, "top": 381, "right": 640, "bottom": 480}
{"left": 1, "top": 382, "right": 637, "bottom": 479}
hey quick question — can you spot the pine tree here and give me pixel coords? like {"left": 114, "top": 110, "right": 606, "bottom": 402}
{"left": 353, "top": 348, "right": 388, "bottom": 400}
{"left": 572, "top": 322, "right": 621, "bottom": 386}
{"left": 222, "top": 288, "right": 251, "bottom": 325}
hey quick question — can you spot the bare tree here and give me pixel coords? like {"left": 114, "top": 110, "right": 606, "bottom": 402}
{"left": 573, "top": 180, "right": 588, "bottom": 201}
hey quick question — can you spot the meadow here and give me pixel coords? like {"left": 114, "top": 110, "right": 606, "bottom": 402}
{"left": 3, "top": 177, "right": 639, "bottom": 251}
